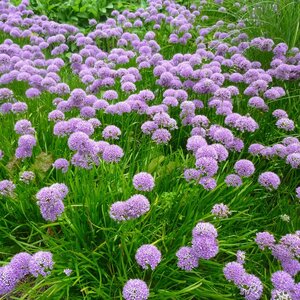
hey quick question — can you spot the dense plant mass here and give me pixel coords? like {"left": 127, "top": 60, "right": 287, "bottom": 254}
{"left": 0, "top": 0, "right": 299, "bottom": 299}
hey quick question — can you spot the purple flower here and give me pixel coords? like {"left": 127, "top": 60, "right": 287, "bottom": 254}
{"left": 110, "top": 194, "right": 150, "bottom": 221}
{"left": 258, "top": 172, "right": 280, "bottom": 190}
{"left": 0, "top": 180, "right": 16, "bottom": 197}
{"left": 53, "top": 158, "right": 69, "bottom": 173}
{"left": 19, "top": 171, "right": 35, "bottom": 184}
{"left": 0, "top": 266, "right": 18, "bottom": 296}
{"left": 211, "top": 203, "right": 231, "bottom": 218}
{"left": 255, "top": 232, "right": 276, "bottom": 250}
{"left": 225, "top": 174, "right": 242, "bottom": 187}
{"left": 286, "top": 153, "right": 300, "bottom": 168}
{"left": 14, "top": 119, "right": 35, "bottom": 135}
{"left": 234, "top": 159, "right": 255, "bottom": 177}
{"left": 36, "top": 186, "right": 66, "bottom": 221}
{"left": 64, "top": 269, "right": 72, "bottom": 276}
{"left": 135, "top": 244, "right": 161, "bottom": 270}
{"left": 223, "top": 262, "right": 246, "bottom": 285}
{"left": 133, "top": 172, "right": 155, "bottom": 192}
{"left": 122, "top": 279, "right": 149, "bottom": 300}
{"left": 10, "top": 252, "right": 31, "bottom": 280}
{"left": 176, "top": 246, "right": 199, "bottom": 271}
{"left": 102, "top": 125, "right": 121, "bottom": 140}
{"left": 29, "top": 251, "right": 54, "bottom": 277}
{"left": 276, "top": 118, "right": 295, "bottom": 131}
{"left": 151, "top": 128, "right": 171, "bottom": 144}
{"left": 102, "top": 144, "right": 124, "bottom": 163}
{"left": 271, "top": 271, "right": 294, "bottom": 291}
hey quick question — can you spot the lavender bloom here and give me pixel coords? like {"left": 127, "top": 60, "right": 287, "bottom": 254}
{"left": 102, "top": 125, "right": 121, "bottom": 140}
{"left": 211, "top": 203, "right": 231, "bottom": 218}
{"left": 10, "top": 252, "right": 31, "bottom": 280}
{"left": 296, "top": 187, "right": 300, "bottom": 199}
{"left": 286, "top": 153, "right": 300, "bottom": 168}
{"left": 176, "top": 246, "right": 199, "bottom": 271}
{"left": 255, "top": 232, "right": 276, "bottom": 250}
{"left": 102, "top": 144, "right": 124, "bottom": 163}
{"left": 258, "top": 172, "right": 280, "bottom": 190}
{"left": 64, "top": 269, "right": 72, "bottom": 276}
{"left": 110, "top": 194, "right": 150, "bottom": 221}
{"left": 29, "top": 251, "right": 54, "bottom": 277}
{"left": 225, "top": 174, "right": 242, "bottom": 187}
{"left": 53, "top": 158, "right": 69, "bottom": 173}
{"left": 135, "top": 244, "right": 162, "bottom": 270}
{"left": 276, "top": 118, "right": 295, "bottom": 131}
{"left": 151, "top": 129, "right": 171, "bottom": 144}
{"left": 0, "top": 180, "right": 16, "bottom": 197}
{"left": 19, "top": 171, "right": 35, "bottom": 184}
{"left": 0, "top": 266, "right": 18, "bottom": 296}
{"left": 271, "top": 271, "right": 294, "bottom": 291}
{"left": 14, "top": 119, "right": 35, "bottom": 135}
{"left": 36, "top": 186, "right": 65, "bottom": 221}
{"left": 133, "top": 172, "right": 155, "bottom": 192}
{"left": 122, "top": 279, "right": 149, "bottom": 300}
{"left": 234, "top": 160, "right": 255, "bottom": 177}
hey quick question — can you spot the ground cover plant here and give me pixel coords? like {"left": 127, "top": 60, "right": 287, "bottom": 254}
{"left": 0, "top": 0, "right": 300, "bottom": 299}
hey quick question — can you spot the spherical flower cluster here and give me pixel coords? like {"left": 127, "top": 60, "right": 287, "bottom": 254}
{"left": 234, "top": 159, "right": 255, "bottom": 177}
{"left": 102, "top": 125, "right": 121, "bottom": 140}
{"left": 255, "top": 231, "right": 300, "bottom": 276}
{"left": 36, "top": 183, "right": 68, "bottom": 221}
{"left": 0, "top": 180, "right": 16, "bottom": 197}
{"left": 109, "top": 194, "right": 150, "bottom": 221}
{"left": 19, "top": 171, "right": 35, "bottom": 184}
{"left": 135, "top": 244, "right": 162, "bottom": 270}
{"left": 53, "top": 158, "right": 69, "bottom": 173}
{"left": 122, "top": 279, "right": 149, "bottom": 300}
{"left": 258, "top": 171, "right": 281, "bottom": 190}
{"left": 177, "top": 222, "right": 219, "bottom": 271}
{"left": 133, "top": 172, "right": 155, "bottom": 192}
{"left": 0, "top": 250, "right": 54, "bottom": 296}
{"left": 223, "top": 257, "right": 263, "bottom": 300}
{"left": 211, "top": 203, "right": 231, "bottom": 218}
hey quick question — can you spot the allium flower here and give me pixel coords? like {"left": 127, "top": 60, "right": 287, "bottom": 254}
{"left": 191, "top": 236, "right": 219, "bottom": 259}
{"left": 223, "top": 262, "right": 246, "bottom": 285}
{"left": 64, "top": 269, "right": 72, "bottom": 276}
{"left": 236, "top": 251, "right": 246, "bottom": 265}
{"left": 176, "top": 246, "right": 199, "bottom": 271}
{"left": 234, "top": 159, "right": 255, "bottom": 177}
{"left": 10, "top": 252, "right": 32, "bottom": 280}
{"left": 151, "top": 128, "right": 171, "bottom": 144}
{"left": 102, "top": 145, "right": 124, "bottom": 163}
{"left": 276, "top": 118, "right": 295, "bottom": 131}
{"left": 110, "top": 195, "right": 150, "bottom": 221}
{"left": 19, "top": 171, "right": 35, "bottom": 184}
{"left": 271, "top": 271, "right": 294, "bottom": 291}
{"left": 135, "top": 244, "right": 162, "bottom": 270}
{"left": 211, "top": 203, "right": 231, "bottom": 218}
{"left": 122, "top": 279, "right": 149, "bottom": 300}
{"left": 0, "top": 180, "right": 16, "bottom": 197}
{"left": 258, "top": 172, "right": 280, "bottom": 190}
{"left": 225, "top": 174, "right": 243, "bottom": 187}
{"left": 68, "top": 132, "right": 91, "bottom": 152}
{"left": 36, "top": 186, "right": 65, "bottom": 221}
{"left": 255, "top": 232, "right": 276, "bottom": 250}
{"left": 133, "top": 172, "right": 155, "bottom": 192}
{"left": 29, "top": 251, "right": 54, "bottom": 277}
{"left": 53, "top": 158, "right": 69, "bottom": 173}
{"left": 102, "top": 125, "right": 121, "bottom": 140}
{"left": 296, "top": 187, "right": 300, "bottom": 199}
{"left": 0, "top": 266, "right": 18, "bottom": 296}
{"left": 286, "top": 153, "right": 300, "bottom": 168}
{"left": 14, "top": 119, "right": 35, "bottom": 135}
